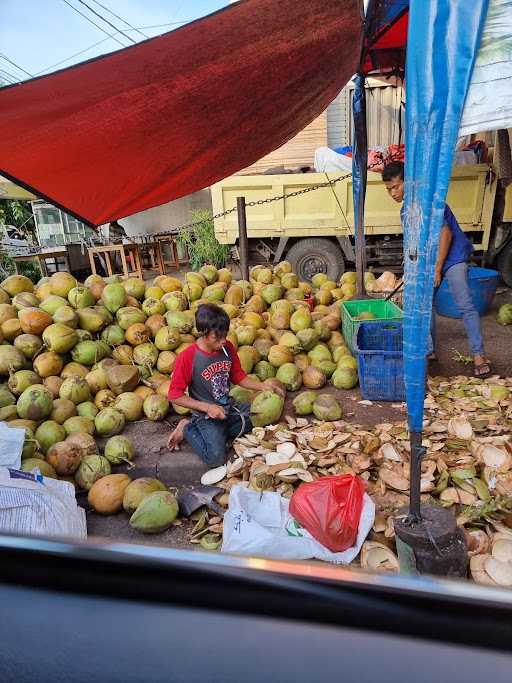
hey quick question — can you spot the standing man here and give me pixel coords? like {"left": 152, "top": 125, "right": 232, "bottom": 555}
{"left": 382, "top": 161, "right": 491, "bottom": 377}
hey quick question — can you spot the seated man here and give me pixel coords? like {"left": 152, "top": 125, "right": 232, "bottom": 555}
{"left": 382, "top": 161, "right": 491, "bottom": 377}
{"left": 167, "top": 302, "right": 284, "bottom": 467}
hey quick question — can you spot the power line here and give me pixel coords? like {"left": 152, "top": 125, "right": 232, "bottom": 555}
{"left": 75, "top": 0, "right": 137, "bottom": 44}
{"left": 89, "top": 0, "right": 148, "bottom": 39}
{"left": 0, "top": 54, "right": 33, "bottom": 77}
{"left": 60, "top": 0, "right": 130, "bottom": 48}
{"left": 33, "top": 20, "right": 193, "bottom": 76}
{"left": 0, "top": 70, "right": 19, "bottom": 84}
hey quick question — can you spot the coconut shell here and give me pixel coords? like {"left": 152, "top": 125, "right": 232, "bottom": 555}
{"left": 106, "top": 365, "right": 140, "bottom": 395}
{"left": 302, "top": 366, "right": 327, "bottom": 389}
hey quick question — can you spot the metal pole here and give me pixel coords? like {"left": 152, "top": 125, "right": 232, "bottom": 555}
{"left": 408, "top": 431, "right": 425, "bottom": 523}
{"left": 237, "top": 196, "right": 249, "bottom": 281}
{"left": 352, "top": 73, "right": 368, "bottom": 298}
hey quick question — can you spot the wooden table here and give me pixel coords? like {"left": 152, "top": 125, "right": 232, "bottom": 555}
{"left": 87, "top": 243, "right": 143, "bottom": 280}
{"left": 155, "top": 235, "right": 189, "bottom": 272}
{"left": 134, "top": 239, "right": 165, "bottom": 275}
{"left": 12, "top": 247, "right": 70, "bottom": 276}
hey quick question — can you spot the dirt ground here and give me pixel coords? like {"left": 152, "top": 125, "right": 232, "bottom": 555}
{"left": 85, "top": 284, "right": 512, "bottom": 549}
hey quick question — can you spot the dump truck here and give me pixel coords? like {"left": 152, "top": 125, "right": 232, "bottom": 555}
{"left": 212, "top": 164, "right": 512, "bottom": 285}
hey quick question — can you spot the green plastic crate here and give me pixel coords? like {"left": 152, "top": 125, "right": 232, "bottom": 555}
{"left": 341, "top": 299, "right": 403, "bottom": 352}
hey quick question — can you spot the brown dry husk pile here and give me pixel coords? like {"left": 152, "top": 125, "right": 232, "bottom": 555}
{"left": 195, "top": 374, "right": 512, "bottom": 585}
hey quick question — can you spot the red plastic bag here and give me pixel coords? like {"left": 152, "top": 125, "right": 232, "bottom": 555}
{"left": 289, "top": 474, "right": 366, "bottom": 552}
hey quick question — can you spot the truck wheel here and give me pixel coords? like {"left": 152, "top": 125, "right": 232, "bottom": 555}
{"left": 286, "top": 238, "right": 344, "bottom": 282}
{"left": 497, "top": 242, "right": 512, "bottom": 288}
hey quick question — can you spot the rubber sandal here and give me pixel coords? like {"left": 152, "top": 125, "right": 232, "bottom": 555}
{"left": 474, "top": 361, "right": 491, "bottom": 378}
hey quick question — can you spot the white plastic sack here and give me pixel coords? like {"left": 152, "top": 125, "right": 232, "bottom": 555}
{"left": 0, "top": 423, "right": 24, "bottom": 469}
{"left": 0, "top": 467, "right": 87, "bottom": 539}
{"left": 222, "top": 485, "right": 375, "bottom": 564}
{"left": 314, "top": 147, "right": 353, "bottom": 173}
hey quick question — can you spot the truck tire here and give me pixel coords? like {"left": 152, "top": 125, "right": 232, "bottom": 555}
{"left": 497, "top": 241, "right": 512, "bottom": 288}
{"left": 286, "top": 238, "right": 344, "bottom": 283}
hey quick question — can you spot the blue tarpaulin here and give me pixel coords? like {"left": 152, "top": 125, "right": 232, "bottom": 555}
{"left": 402, "top": 0, "right": 489, "bottom": 434}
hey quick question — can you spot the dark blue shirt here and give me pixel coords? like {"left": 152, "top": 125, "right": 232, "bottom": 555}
{"left": 401, "top": 204, "right": 473, "bottom": 274}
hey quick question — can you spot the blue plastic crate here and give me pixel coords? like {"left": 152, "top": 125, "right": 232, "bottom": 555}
{"left": 355, "top": 321, "right": 405, "bottom": 402}
{"left": 434, "top": 266, "right": 499, "bottom": 319}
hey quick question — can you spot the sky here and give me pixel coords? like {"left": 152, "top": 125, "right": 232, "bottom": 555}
{"left": 0, "top": 0, "right": 229, "bottom": 84}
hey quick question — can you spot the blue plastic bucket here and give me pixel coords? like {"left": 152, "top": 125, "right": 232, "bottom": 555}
{"left": 434, "top": 266, "right": 499, "bottom": 319}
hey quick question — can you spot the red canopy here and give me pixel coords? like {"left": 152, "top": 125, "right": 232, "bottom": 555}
{"left": 0, "top": 0, "right": 361, "bottom": 226}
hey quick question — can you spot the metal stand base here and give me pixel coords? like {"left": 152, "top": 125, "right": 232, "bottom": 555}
{"left": 394, "top": 505, "right": 468, "bottom": 578}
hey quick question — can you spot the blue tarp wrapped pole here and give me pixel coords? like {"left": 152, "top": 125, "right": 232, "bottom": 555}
{"left": 403, "top": 0, "right": 489, "bottom": 520}
{"left": 352, "top": 74, "right": 368, "bottom": 297}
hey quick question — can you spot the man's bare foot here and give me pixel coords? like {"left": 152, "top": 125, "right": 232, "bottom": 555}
{"left": 167, "top": 418, "right": 189, "bottom": 451}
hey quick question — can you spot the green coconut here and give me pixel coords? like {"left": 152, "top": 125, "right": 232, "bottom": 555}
{"left": 53, "top": 305, "right": 79, "bottom": 329}
{"left": 0, "top": 346, "right": 25, "bottom": 375}
{"left": 165, "top": 311, "right": 193, "bottom": 334}
{"left": 14, "top": 333, "right": 44, "bottom": 360}
{"left": 164, "top": 291, "right": 189, "bottom": 312}
{"left": 290, "top": 308, "right": 312, "bottom": 332}
{"left": 75, "top": 454, "right": 111, "bottom": 490}
{"left": 113, "top": 392, "right": 143, "bottom": 421}
{"left": 308, "top": 344, "right": 332, "bottom": 364}
{"left": 20, "top": 427, "right": 37, "bottom": 460}
{"left": 129, "top": 491, "right": 179, "bottom": 533}
{"left": 0, "top": 405, "right": 18, "bottom": 421}
{"left": 64, "top": 415, "right": 95, "bottom": 436}
{"left": 337, "top": 356, "right": 358, "bottom": 371}
{"left": 17, "top": 384, "right": 53, "bottom": 421}
{"left": 311, "top": 273, "right": 328, "bottom": 288}
{"left": 39, "top": 295, "right": 69, "bottom": 316}
{"left": 261, "top": 284, "right": 284, "bottom": 305}
{"left": 235, "top": 325, "right": 257, "bottom": 346}
{"left": 122, "top": 278, "right": 146, "bottom": 300}
{"left": 292, "top": 391, "right": 318, "bottom": 415}
{"left": 123, "top": 477, "right": 167, "bottom": 515}
{"left": 70, "top": 341, "right": 103, "bottom": 367}
{"left": 35, "top": 420, "right": 66, "bottom": 454}
{"left": 313, "top": 320, "right": 332, "bottom": 342}
{"left": 101, "top": 324, "right": 125, "bottom": 347}
{"left": 8, "top": 370, "right": 40, "bottom": 396}
{"left": 254, "top": 360, "right": 277, "bottom": 381}
{"left": 250, "top": 390, "right": 284, "bottom": 427}
{"left": 229, "top": 385, "right": 255, "bottom": 405}
{"left": 68, "top": 285, "right": 96, "bottom": 309}
{"left": 61, "top": 362, "right": 89, "bottom": 380}
{"left": 76, "top": 401, "right": 99, "bottom": 419}
{"left": 104, "top": 435, "right": 135, "bottom": 465}
{"left": 115, "top": 307, "right": 146, "bottom": 330}
{"left": 331, "top": 367, "right": 358, "bottom": 390}
{"left": 279, "top": 331, "right": 301, "bottom": 355}
{"left": 12, "top": 292, "right": 39, "bottom": 310}
{"left": 276, "top": 363, "right": 302, "bottom": 391}
{"left": 77, "top": 307, "right": 109, "bottom": 333}
{"left": 21, "top": 458, "right": 57, "bottom": 479}
{"left": 141, "top": 297, "right": 165, "bottom": 317}
{"left": 143, "top": 394, "right": 169, "bottom": 421}
{"left": 296, "top": 328, "right": 319, "bottom": 352}
{"left": 268, "top": 345, "right": 294, "bottom": 367}
{"left": 154, "top": 326, "right": 181, "bottom": 352}
{"left": 102, "top": 283, "right": 127, "bottom": 313}
{"left": 497, "top": 303, "right": 512, "bottom": 326}
{"left": 95, "top": 408, "right": 125, "bottom": 437}
{"left": 312, "top": 359, "right": 337, "bottom": 378}
{"left": 59, "top": 377, "right": 91, "bottom": 405}
{"left": 199, "top": 264, "right": 218, "bottom": 285}
{"left": 312, "top": 394, "right": 342, "bottom": 421}
{"left": 132, "top": 342, "right": 159, "bottom": 368}
{"left": 2, "top": 274, "right": 34, "bottom": 296}
{"left": 0, "top": 384, "right": 16, "bottom": 408}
